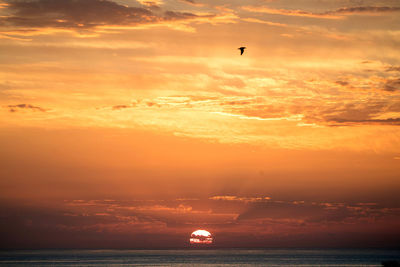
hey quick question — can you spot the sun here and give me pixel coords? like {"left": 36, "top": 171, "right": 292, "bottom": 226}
{"left": 190, "top": 229, "right": 213, "bottom": 245}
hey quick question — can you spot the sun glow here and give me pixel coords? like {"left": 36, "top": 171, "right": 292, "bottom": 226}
{"left": 190, "top": 230, "right": 213, "bottom": 245}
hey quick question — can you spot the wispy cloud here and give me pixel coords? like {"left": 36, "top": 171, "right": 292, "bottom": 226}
{"left": 242, "top": 6, "right": 342, "bottom": 19}
{"left": 236, "top": 200, "right": 399, "bottom": 224}
{"left": 386, "top": 66, "right": 400, "bottom": 72}
{"left": 325, "top": 117, "right": 400, "bottom": 125}
{"left": 7, "top": 103, "right": 47, "bottom": 112}
{"left": 1, "top": 196, "right": 399, "bottom": 248}
{"left": 241, "top": 17, "right": 287, "bottom": 27}
{"left": 178, "top": 0, "right": 204, "bottom": 7}
{"left": 242, "top": 5, "right": 400, "bottom": 19}
{"left": 332, "top": 6, "right": 400, "bottom": 15}
{"left": 1, "top": 0, "right": 156, "bottom": 28}
{"left": 384, "top": 78, "right": 400, "bottom": 92}
{"left": 0, "top": 0, "right": 220, "bottom": 35}
{"left": 111, "top": 104, "right": 138, "bottom": 110}
{"left": 209, "top": 195, "right": 271, "bottom": 203}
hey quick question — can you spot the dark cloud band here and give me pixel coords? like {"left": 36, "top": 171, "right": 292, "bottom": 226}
{"left": 7, "top": 103, "right": 47, "bottom": 112}
{"left": 0, "top": 0, "right": 203, "bottom": 29}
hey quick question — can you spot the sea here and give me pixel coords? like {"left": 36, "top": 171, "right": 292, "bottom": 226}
{"left": 0, "top": 249, "right": 399, "bottom": 266}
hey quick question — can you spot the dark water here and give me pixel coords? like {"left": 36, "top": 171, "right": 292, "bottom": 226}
{"left": 0, "top": 249, "right": 399, "bottom": 266}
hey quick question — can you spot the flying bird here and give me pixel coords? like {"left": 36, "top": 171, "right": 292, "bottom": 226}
{"left": 238, "top": 47, "right": 246, "bottom": 55}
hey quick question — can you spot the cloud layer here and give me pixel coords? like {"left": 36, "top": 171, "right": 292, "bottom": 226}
{"left": 7, "top": 103, "right": 47, "bottom": 112}
{"left": 1, "top": 197, "right": 399, "bottom": 248}
{"left": 0, "top": 0, "right": 211, "bottom": 31}
{"left": 242, "top": 5, "right": 400, "bottom": 19}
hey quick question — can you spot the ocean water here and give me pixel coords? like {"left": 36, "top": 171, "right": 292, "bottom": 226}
{"left": 0, "top": 249, "right": 399, "bottom": 266}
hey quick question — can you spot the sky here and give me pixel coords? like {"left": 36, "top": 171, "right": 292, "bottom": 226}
{"left": 0, "top": 0, "right": 400, "bottom": 249}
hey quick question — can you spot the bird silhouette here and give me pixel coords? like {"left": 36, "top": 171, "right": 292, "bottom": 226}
{"left": 238, "top": 47, "right": 246, "bottom": 55}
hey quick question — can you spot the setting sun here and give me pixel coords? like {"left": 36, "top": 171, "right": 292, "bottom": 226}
{"left": 190, "top": 230, "right": 213, "bottom": 245}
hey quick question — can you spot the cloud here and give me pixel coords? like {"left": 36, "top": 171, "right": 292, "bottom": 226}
{"left": 111, "top": 102, "right": 139, "bottom": 110}
{"left": 178, "top": 0, "right": 204, "bottom": 7}
{"left": 105, "top": 93, "right": 400, "bottom": 128}
{"left": 1, "top": 198, "right": 399, "bottom": 248}
{"left": 386, "top": 66, "right": 400, "bottom": 72}
{"left": 129, "top": 204, "right": 194, "bottom": 214}
{"left": 209, "top": 195, "right": 271, "bottom": 203}
{"left": 0, "top": 0, "right": 214, "bottom": 33}
{"left": 335, "top": 80, "right": 349, "bottom": 86}
{"left": 308, "top": 102, "right": 400, "bottom": 126}
{"left": 236, "top": 201, "right": 317, "bottom": 221}
{"left": 236, "top": 201, "right": 399, "bottom": 224}
{"left": 241, "top": 17, "right": 287, "bottom": 27}
{"left": 1, "top": 0, "right": 155, "bottom": 28}
{"left": 325, "top": 117, "right": 400, "bottom": 125}
{"left": 242, "top": 5, "right": 400, "bottom": 19}
{"left": 242, "top": 6, "right": 341, "bottom": 19}
{"left": 136, "top": 0, "right": 163, "bottom": 8}
{"left": 332, "top": 6, "right": 400, "bottom": 15}
{"left": 163, "top": 10, "right": 199, "bottom": 21}
{"left": 7, "top": 103, "right": 47, "bottom": 112}
{"left": 181, "top": 0, "right": 195, "bottom": 3}
{"left": 214, "top": 95, "right": 400, "bottom": 127}
{"left": 384, "top": 78, "right": 400, "bottom": 92}
{"left": 112, "top": 105, "right": 134, "bottom": 110}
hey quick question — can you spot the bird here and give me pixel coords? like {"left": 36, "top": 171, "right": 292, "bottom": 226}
{"left": 238, "top": 47, "right": 246, "bottom": 55}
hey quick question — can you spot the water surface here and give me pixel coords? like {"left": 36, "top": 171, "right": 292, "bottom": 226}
{"left": 1, "top": 249, "right": 399, "bottom": 266}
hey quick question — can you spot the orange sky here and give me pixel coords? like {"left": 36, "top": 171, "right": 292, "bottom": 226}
{"left": 0, "top": 0, "right": 400, "bottom": 248}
